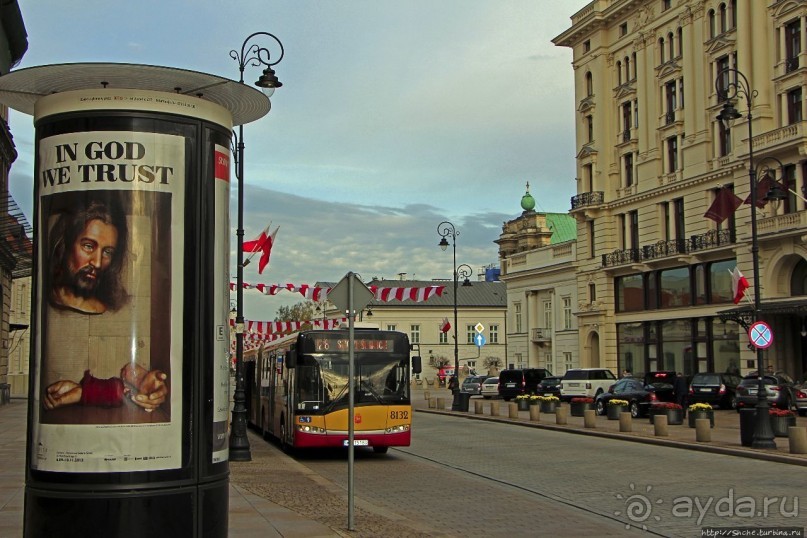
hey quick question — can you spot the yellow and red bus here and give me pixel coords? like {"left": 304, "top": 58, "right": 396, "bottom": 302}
{"left": 247, "top": 327, "right": 413, "bottom": 453}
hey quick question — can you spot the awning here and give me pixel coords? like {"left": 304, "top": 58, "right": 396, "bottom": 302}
{"left": 717, "top": 298, "right": 807, "bottom": 327}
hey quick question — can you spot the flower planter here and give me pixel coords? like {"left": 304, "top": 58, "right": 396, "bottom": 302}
{"left": 649, "top": 407, "right": 684, "bottom": 425}
{"left": 570, "top": 401, "right": 594, "bottom": 417}
{"left": 770, "top": 414, "right": 797, "bottom": 437}
{"left": 539, "top": 401, "right": 558, "bottom": 414}
{"left": 606, "top": 405, "right": 626, "bottom": 420}
{"left": 517, "top": 400, "right": 530, "bottom": 411}
{"left": 688, "top": 410, "right": 714, "bottom": 428}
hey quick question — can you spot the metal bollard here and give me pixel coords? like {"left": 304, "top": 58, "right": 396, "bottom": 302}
{"left": 653, "top": 414, "right": 669, "bottom": 436}
{"left": 583, "top": 409, "right": 596, "bottom": 428}
{"left": 788, "top": 426, "right": 807, "bottom": 454}
{"left": 474, "top": 400, "right": 484, "bottom": 414}
{"left": 695, "top": 418, "right": 711, "bottom": 442}
{"left": 490, "top": 401, "right": 499, "bottom": 416}
{"left": 529, "top": 405, "right": 540, "bottom": 422}
{"left": 555, "top": 406, "right": 568, "bottom": 425}
{"left": 619, "top": 412, "right": 632, "bottom": 432}
{"left": 508, "top": 402, "right": 519, "bottom": 419}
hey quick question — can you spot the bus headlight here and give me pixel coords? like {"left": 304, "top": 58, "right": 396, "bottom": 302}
{"left": 385, "top": 424, "right": 410, "bottom": 434}
{"left": 296, "top": 424, "right": 326, "bottom": 434}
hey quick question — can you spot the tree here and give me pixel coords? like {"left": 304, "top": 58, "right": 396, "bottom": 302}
{"left": 275, "top": 301, "right": 316, "bottom": 322}
{"left": 483, "top": 356, "right": 503, "bottom": 376}
{"left": 429, "top": 355, "right": 452, "bottom": 369}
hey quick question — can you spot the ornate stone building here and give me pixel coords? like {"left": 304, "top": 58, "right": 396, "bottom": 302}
{"left": 554, "top": 0, "right": 807, "bottom": 379}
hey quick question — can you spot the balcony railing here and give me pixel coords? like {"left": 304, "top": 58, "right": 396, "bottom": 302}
{"left": 622, "top": 129, "right": 631, "bottom": 143}
{"left": 602, "top": 229, "right": 734, "bottom": 268}
{"left": 665, "top": 111, "right": 675, "bottom": 125}
{"left": 570, "top": 190, "right": 604, "bottom": 210}
{"left": 786, "top": 56, "right": 799, "bottom": 73}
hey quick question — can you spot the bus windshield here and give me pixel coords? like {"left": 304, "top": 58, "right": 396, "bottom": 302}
{"left": 296, "top": 353, "right": 410, "bottom": 412}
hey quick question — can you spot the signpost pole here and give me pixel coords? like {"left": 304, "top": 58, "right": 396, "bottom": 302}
{"left": 347, "top": 273, "right": 355, "bottom": 531}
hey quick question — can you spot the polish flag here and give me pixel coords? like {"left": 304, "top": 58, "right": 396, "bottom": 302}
{"left": 243, "top": 226, "right": 279, "bottom": 274}
{"left": 730, "top": 267, "right": 750, "bottom": 304}
{"left": 440, "top": 317, "right": 451, "bottom": 333}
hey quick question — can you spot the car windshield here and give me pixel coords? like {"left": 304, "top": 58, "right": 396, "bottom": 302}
{"left": 484, "top": 378, "right": 498, "bottom": 385}
{"left": 740, "top": 376, "right": 778, "bottom": 386}
{"left": 499, "top": 371, "right": 522, "bottom": 383}
{"left": 693, "top": 374, "right": 720, "bottom": 385}
{"left": 540, "top": 377, "right": 560, "bottom": 386}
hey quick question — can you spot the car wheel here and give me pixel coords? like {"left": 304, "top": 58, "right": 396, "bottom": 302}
{"left": 595, "top": 399, "right": 605, "bottom": 416}
{"left": 730, "top": 395, "right": 737, "bottom": 410}
{"left": 630, "top": 401, "right": 640, "bottom": 418}
{"left": 595, "top": 389, "right": 603, "bottom": 397}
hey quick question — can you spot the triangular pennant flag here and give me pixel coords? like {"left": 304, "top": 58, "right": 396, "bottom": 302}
{"left": 243, "top": 226, "right": 279, "bottom": 274}
{"left": 729, "top": 266, "right": 750, "bottom": 304}
{"left": 704, "top": 186, "right": 742, "bottom": 224}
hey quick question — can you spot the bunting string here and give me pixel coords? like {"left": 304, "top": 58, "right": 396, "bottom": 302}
{"left": 229, "top": 282, "right": 445, "bottom": 303}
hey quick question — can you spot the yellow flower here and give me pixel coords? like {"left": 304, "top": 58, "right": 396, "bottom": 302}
{"left": 608, "top": 399, "right": 629, "bottom": 406}
{"left": 688, "top": 403, "right": 713, "bottom": 412}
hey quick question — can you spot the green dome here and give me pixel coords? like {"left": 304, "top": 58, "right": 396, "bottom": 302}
{"left": 520, "top": 182, "right": 535, "bottom": 211}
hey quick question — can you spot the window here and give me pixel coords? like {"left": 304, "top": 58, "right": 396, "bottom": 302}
{"left": 661, "top": 201, "right": 671, "bottom": 241}
{"left": 719, "top": 3, "right": 727, "bottom": 34}
{"left": 667, "top": 32, "right": 674, "bottom": 61}
{"left": 514, "top": 302, "right": 522, "bottom": 333}
{"left": 514, "top": 353, "right": 523, "bottom": 370}
{"left": 617, "top": 60, "right": 622, "bottom": 85}
{"left": 662, "top": 0, "right": 671, "bottom": 11}
{"left": 586, "top": 72, "right": 593, "bottom": 96}
{"left": 466, "top": 324, "right": 475, "bottom": 344}
{"left": 586, "top": 115, "right": 593, "bottom": 142}
{"left": 633, "top": 100, "right": 639, "bottom": 128}
{"left": 584, "top": 163, "right": 593, "bottom": 191}
{"left": 718, "top": 121, "right": 731, "bottom": 156}
{"left": 629, "top": 210, "right": 639, "bottom": 252}
{"left": 624, "top": 152, "right": 634, "bottom": 187}
{"left": 386, "top": 324, "right": 396, "bottom": 331}
{"left": 709, "top": 10, "right": 716, "bottom": 39}
{"left": 589, "top": 220, "right": 596, "bottom": 258}
{"left": 619, "top": 213, "right": 627, "bottom": 249}
{"left": 679, "top": 78, "right": 685, "bottom": 109}
{"left": 665, "top": 80, "right": 677, "bottom": 123}
{"left": 716, "top": 56, "right": 730, "bottom": 99}
{"left": 659, "top": 267, "right": 691, "bottom": 308}
{"left": 564, "top": 352, "right": 573, "bottom": 372}
{"left": 563, "top": 297, "right": 572, "bottom": 330}
{"left": 673, "top": 198, "right": 685, "bottom": 241}
{"left": 622, "top": 101, "right": 632, "bottom": 141}
{"left": 632, "top": 52, "right": 637, "bottom": 80}
{"left": 410, "top": 324, "right": 420, "bottom": 343}
{"left": 589, "top": 282, "right": 596, "bottom": 302}
{"left": 659, "top": 37, "right": 665, "bottom": 64}
{"left": 667, "top": 136, "right": 678, "bottom": 172}
{"left": 616, "top": 274, "right": 644, "bottom": 312}
{"left": 439, "top": 330, "right": 448, "bottom": 344}
{"left": 543, "top": 300, "right": 552, "bottom": 329}
{"left": 783, "top": 164, "right": 798, "bottom": 214}
{"left": 709, "top": 259, "right": 735, "bottom": 303}
{"left": 677, "top": 28, "right": 683, "bottom": 58}
{"left": 624, "top": 56, "right": 630, "bottom": 83}
{"left": 489, "top": 324, "right": 499, "bottom": 344}
{"left": 786, "top": 19, "right": 800, "bottom": 72}
{"left": 788, "top": 88, "right": 802, "bottom": 125}
{"left": 620, "top": 22, "right": 628, "bottom": 37}
{"left": 583, "top": 40, "right": 591, "bottom": 53}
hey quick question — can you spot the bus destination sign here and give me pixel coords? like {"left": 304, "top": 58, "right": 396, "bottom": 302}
{"left": 313, "top": 338, "right": 393, "bottom": 352}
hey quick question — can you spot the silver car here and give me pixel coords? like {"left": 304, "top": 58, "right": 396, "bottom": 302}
{"left": 461, "top": 375, "right": 489, "bottom": 396}
{"left": 481, "top": 377, "right": 499, "bottom": 399}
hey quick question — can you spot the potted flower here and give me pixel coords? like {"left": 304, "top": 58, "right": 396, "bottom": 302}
{"left": 649, "top": 402, "right": 684, "bottom": 425}
{"left": 606, "top": 399, "right": 629, "bottom": 420}
{"left": 515, "top": 394, "right": 531, "bottom": 411}
{"left": 769, "top": 408, "right": 797, "bottom": 437}
{"left": 529, "top": 394, "right": 541, "bottom": 406}
{"left": 688, "top": 403, "right": 714, "bottom": 428}
{"left": 538, "top": 395, "right": 560, "bottom": 414}
{"left": 570, "top": 397, "right": 595, "bottom": 417}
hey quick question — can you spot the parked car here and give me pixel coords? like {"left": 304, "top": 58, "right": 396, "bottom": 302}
{"left": 481, "top": 377, "right": 499, "bottom": 399}
{"left": 536, "top": 376, "right": 563, "bottom": 397}
{"left": 594, "top": 377, "right": 677, "bottom": 417}
{"left": 498, "top": 368, "right": 552, "bottom": 401}
{"left": 735, "top": 373, "right": 797, "bottom": 412}
{"left": 461, "top": 375, "right": 489, "bottom": 396}
{"left": 559, "top": 368, "right": 617, "bottom": 401}
{"left": 688, "top": 372, "right": 743, "bottom": 409}
{"left": 794, "top": 378, "right": 807, "bottom": 417}
{"left": 642, "top": 371, "right": 678, "bottom": 400}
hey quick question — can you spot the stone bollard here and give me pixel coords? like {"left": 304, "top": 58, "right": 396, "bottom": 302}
{"left": 490, "top": 401, "right": 500, "bottom": 417}
{"left": 428, "top": 398, "right": 436, "bottom": 409}
{"left": 436, "top": 397, "right": 445, "bottom": 410}
{"left": 424, "top": 390, "right": 430, "bottom": 401}
{"left": 555, "top": 406, "right": 568, "bottom": 425}
{"left": 788, "top": 426, "right": 807, "bottom": 454}
{"left": 619, "top": 412, "right": 632, "bottom": 432}
{"left": 508, "top": 402, "right": 519, "bottom": 419}
{"left": 474, "top": 400, "right": 484, "bottom": 415}
{"left": 529, "top": 405, "right": 540, "bottom": 422}
{"left": 653, "top": 414, "right": 669, "bottom": 436}
{"left": 583, "top": 409, "right": 596, "bottom": 428}
{"left": 695, "top": 418, "right": 711, "bottom": 442}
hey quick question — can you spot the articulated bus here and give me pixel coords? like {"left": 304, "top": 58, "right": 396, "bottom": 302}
{"left": 246, "top": 327, "right": 413, "bottom": 453}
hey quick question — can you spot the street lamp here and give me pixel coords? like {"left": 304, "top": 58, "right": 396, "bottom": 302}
{"left": 715, "top": 67, "right": 784, "bottom": 449}
{"left": 437, "top": 221, "right": 472, "bottom": 410}
{"left": 229, "top": 32, "right": 284, "bottom": 461}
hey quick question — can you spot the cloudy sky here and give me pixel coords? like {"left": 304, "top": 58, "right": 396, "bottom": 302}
{"left": 8, "top": 0, "right": 590, "bottom": 320}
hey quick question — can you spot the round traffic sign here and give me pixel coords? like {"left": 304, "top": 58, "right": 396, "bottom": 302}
{"left": 748, "top": 321, "right": 773, "bottom": 349}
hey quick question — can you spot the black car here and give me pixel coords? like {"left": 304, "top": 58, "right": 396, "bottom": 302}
{"left": 735, "top": 373, "right": 797, "bottom": 412}
{"left": 460, "top": 375, "right": 489, "bottom": 396}
{"left": 498, "top": 368, "right": 552, "bottom": 401}
{"left": 688, "top": 372, "right": 743, "bottom": 409}
{"left": 594, "top": 377, "right": 676, "bottom": 418}
{"left": 536, "top": 376, "right": 562, "bottom": 397}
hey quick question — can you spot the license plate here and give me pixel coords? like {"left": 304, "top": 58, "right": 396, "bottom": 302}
{"left": 747, "top": 388, "right": 757, "bottom": 394}
{"left": 699, "top": 388, "right": 712, "bottom": 392}
{"left": 506, "top": 383, "right": 516, "bottom": 388}
{"left": 343, "top": 439, "right": 369, "bottom": 446}
{"left": 568, "top": 383, "right": 579, "bottom": 387}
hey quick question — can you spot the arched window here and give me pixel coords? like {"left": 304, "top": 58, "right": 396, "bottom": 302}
{"left": 617, "top": 60, "right": 622, "bottom": 85}
{"left": 719, "top": 3, "right": 727, "bottom": 34}
{"left": 632, "top": 52, "right": 637, "bottom": 80}
{"left": 624, "top": 56, "right": 630, "bottom": 82}
{"left": 586, "top": 71, "right": 593, "bottom": 96}
{"left": 677, "top": 28, "right": 683, "bottom": 57}
{"left": 659, "top": 38, "right": 665, "bottom": 64}
{"left": 790, "top": 258, "right": 807, "bottom": 295}
{"left": 709, "top": 9, "right": 716, "bottom": 39}
{"left": 668, "top": 32, "right": 674, "bottom": 60}
{"left": 730, "top": 0, "right": 737, "bottom": 29}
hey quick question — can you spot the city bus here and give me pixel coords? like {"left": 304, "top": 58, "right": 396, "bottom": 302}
{"left": 246, "top": 327, "right": 413, "bottom": 453}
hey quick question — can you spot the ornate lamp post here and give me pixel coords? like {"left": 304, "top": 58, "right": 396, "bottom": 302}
{"left": 437, "top": 221, "right": 472, "bottom": 409}
{"left": 229, "top": 32, "right": 284, "bottom": 461}
{"left": 715, "top": 67, "right": 784, "bottom": 449}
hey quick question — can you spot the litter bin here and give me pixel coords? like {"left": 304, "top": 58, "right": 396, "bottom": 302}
{"left": 0, "top": 383, "right": 9, "bottom": 405}
{"left": 453, "top": 391, "right": 471, "bottom": 412}
{"left": 739, "top": 408, "right": 756, "bottom": 447}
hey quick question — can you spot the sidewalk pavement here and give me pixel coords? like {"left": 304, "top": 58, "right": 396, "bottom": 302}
{"left": 3, "top": 388, "right": 806, "bottom": 537}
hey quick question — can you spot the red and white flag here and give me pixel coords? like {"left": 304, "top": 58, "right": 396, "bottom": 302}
{"left": 440, "top": 317, "right": 451, "bottom": 333}
{"left": 243, "top": 225, "right": 279, "bottom": 274}
{"left": 729, "top": 266, "right": 750, "bottom": 304}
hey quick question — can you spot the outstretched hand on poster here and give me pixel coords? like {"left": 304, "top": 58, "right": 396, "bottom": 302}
{"left": 121, "top": 363, "right": 169, "bottom": 412}
{"left": 43, "top": 379, "right": 83, "bottom": 410}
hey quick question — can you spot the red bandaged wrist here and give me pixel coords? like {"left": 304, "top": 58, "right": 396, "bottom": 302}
{"left": 80, "top": 370, "right": 124, "bottom": 407}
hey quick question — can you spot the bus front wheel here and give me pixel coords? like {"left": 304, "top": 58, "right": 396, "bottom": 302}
{"left": 373, "top": 446, "right": 389, "bottom": 454}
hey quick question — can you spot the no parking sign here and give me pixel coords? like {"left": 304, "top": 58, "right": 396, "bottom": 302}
{"left": 748, "top": 321, "right": 773, "bottom": 349}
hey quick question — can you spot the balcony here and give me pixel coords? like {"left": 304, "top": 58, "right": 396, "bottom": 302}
{"left": 602, "top": 229, "right": 734, "bottom": 268}
{"left": 786, "top": 56, "right": 799, "bottom": 73}
{"left": 570, "top": 191, "right": 604, "bottom": 210}
{"left": 531, "top": 327, "right": 551, "bottom": 343}
{"left": 665, "top": 111, "right": 675, "bottom": 125}
{"left": 622, "top": 129, "right": 631, "bottom": 143}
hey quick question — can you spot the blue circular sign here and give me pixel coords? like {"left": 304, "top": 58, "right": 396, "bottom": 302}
{"left": 748, "top": 321, "right": 773, "bottom": 349}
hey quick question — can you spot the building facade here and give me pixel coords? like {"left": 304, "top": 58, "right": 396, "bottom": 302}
{"left": 496, "top": 186, "right": 579, "bottom": 376}
{"left": 554, "top": 0, "right": 807, "bottom": 380}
